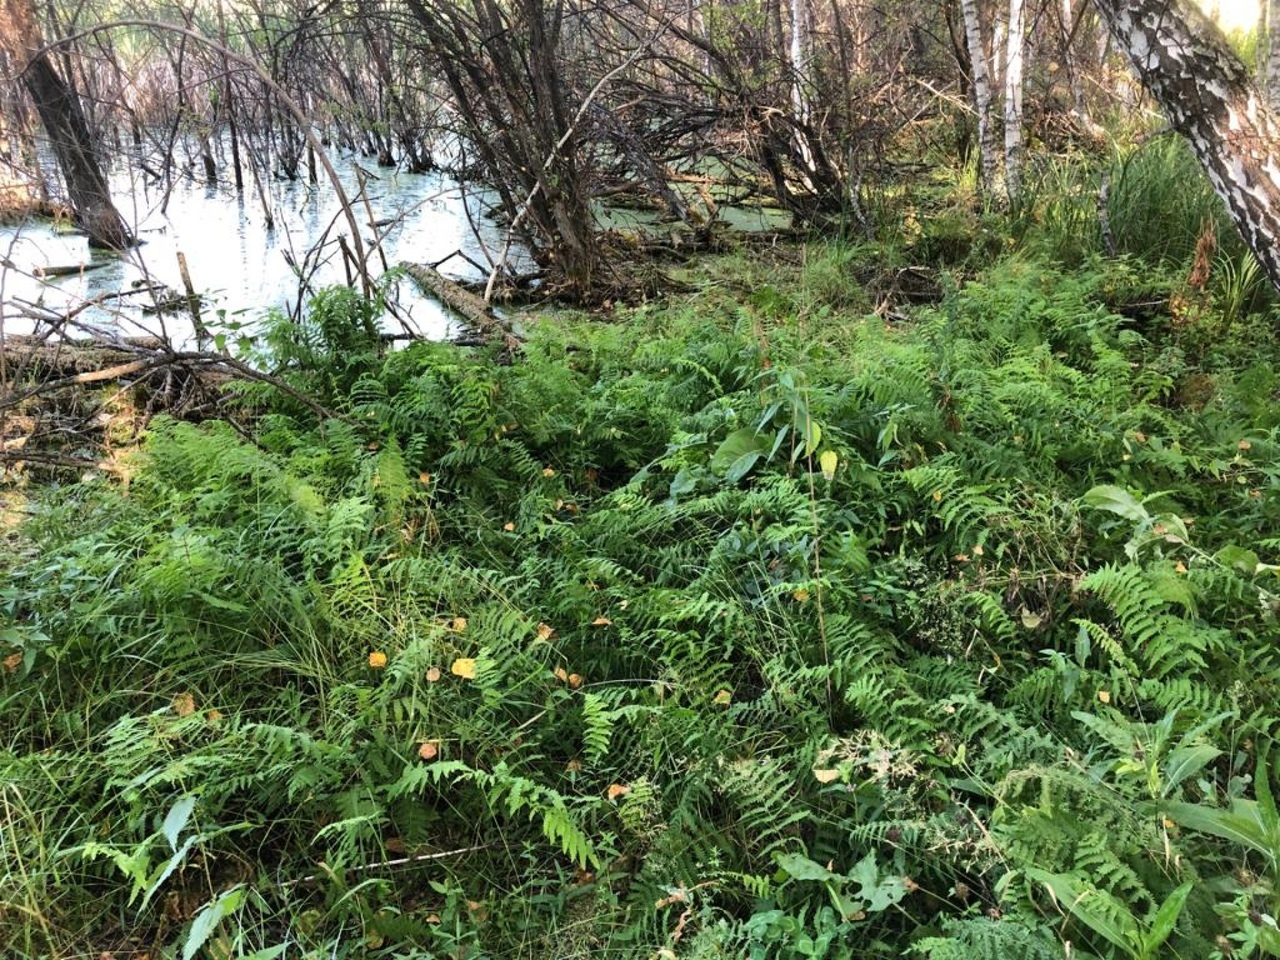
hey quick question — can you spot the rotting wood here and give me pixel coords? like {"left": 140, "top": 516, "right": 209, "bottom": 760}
{"left": 1, "top": 334, "right": 166, "bottom": 378}
{"left": 400, "top": 261, "right": 518, "bottom": 346}
{"left": 31, "top": 261, "right": 111, "bottom": 278}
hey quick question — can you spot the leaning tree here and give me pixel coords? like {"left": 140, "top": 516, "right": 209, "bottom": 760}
{"left": 1093, "top": 0, "right": 1280, "bottom": 295}
{"left": 0, "top": 0, "right": 129, "bottom": 248}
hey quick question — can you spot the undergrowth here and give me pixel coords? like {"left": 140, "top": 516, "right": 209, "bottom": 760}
{"left": 3, "top": 223, "right": 1280, "bottom": 959}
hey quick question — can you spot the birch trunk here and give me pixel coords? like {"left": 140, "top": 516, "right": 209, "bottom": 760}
{"left": 790, "top": 0, "right": 813, "bottom": 121}
{"left": 1268, "top": 0, "right": 1280, "bottom": 107}
{"left": 961, "top": 0, "right": 1000, "bottom": 198}
{"left": 1093, "top": 0, "right": 1280, "bottom": 295}
{"left": 1004, "top": 0, "right": 1026, "bottom": 202}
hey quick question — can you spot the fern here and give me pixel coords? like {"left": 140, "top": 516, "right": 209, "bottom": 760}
{"left": 580, "top": 693, "right": 615, "bottom": 765}
{"left": 913, "top": 917, "right": 1061, "bottom": 960}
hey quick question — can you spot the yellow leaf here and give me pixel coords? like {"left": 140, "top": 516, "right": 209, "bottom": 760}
{"left": 1239, "top": 439, "right": 1253, "bottom": 451}
{"left": 1019, "top": 607, "right": 1043, "bottom": 630}
{"left": 451, "top": 658, "right": 477, "bottom": 679}
{"left": 1174, "top": 561, "right": 1188, "bottom": 574}
{"left": 2, "top": 652, "right": 20, "bottom": 673}
{"left": 972, "top": 544, "right": 984, "bottom": 556}
{"left": 565, "top": 758, "right": 582, "bottom": 772}
{"left": 1098, "top": 689, "right": 1112, "bottom": 704}
{"left": 813, "top": 768, "right": 841, "bottom": 784}
{"left": 419, "top": 471, "right": 432, "bottom": 485}
{"left": 537, "top": 622, "right": 556, "bottom": 641}
{"left": 542, "top": 466, "right": 556, "bottom": 478}
{"left": 172, "top": 692, "right": 196, "bottom": 717}
{"left": 607, "top": 783, "right": 630, "bottom": 801}
{"left": 932, "top": 489, "right": 943, "bottom": 502}
{"left": 554, "top": 666, "right": 569, "bottom": 683}
{"left": 368, "top": 651, "right": 388, "bottom": 669}
{"left": 503, "top": 522, "right": 515, "bottom": 532}
{"left": 819, "top": 449, "right": 838, "bottom": 481}
{"left": 712, "top": 689, "right": 732, "bottom": 705}
{"left": 418, "top": 741, "right": 440, "bottom": 760}
{"left": 426, "top": 666, "right": 442, "bottom": 682}
{"left": 568, "top": 673, "right": 584, "bottom": 689}
{"left": 591, "top": 616, "right": 612, "bottom": 626}
{"left": 451, "top": 616, "right": 468, "bottom": 633}
{"left": 793, "top": 588, "right": 810, "bottom": 602}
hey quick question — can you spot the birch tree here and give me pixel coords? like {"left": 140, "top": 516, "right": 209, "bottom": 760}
{"left": 1004, "top": 0, "right": 1026, "bottom": 202}
{"left": 961, "top": 0, "right": 1000, "bottom": 198}
{"left": 1267, "top": 0, "right": 1280, "bottom": 106}
{"left": 790, "top": 0, "right": 813, "bottom": 121}
{"left": 1093, "top": 0, "right": 1280, "bottom": 294}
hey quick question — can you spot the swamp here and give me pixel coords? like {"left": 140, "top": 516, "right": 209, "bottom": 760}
{"left": 4, "top": 0, "right": 1280, "bottom": 957}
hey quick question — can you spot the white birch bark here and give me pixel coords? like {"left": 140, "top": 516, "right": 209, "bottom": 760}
{"left": 1093, "top": 0, "right": 1280, "bottom": 295}
{"left": 1268, "top": 0, "right": 1280, "bottom": 107}
{"left": 961, "top": 0, "right": 1001, "bottom": 197}
{"left": 789, "top": 0, "right": 813, "bottom": 121}
{"left": 1004, "top": 0, "right": 1026, "bottom": 202}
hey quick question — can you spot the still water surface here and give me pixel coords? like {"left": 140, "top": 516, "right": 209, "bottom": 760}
{"left": 0, "top": 156, "right": 521, "bottom": 345}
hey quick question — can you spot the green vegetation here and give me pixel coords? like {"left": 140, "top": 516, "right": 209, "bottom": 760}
{"left": 4, "top": 147, "right": 1280, "bottom": 959}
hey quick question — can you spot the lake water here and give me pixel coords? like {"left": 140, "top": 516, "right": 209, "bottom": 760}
{"left": 0, "top": 155, "right": 523, "bottom": 346}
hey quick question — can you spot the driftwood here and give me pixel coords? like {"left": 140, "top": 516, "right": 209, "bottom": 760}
{"left": 400, "top": 261, "right": 517, "bottom": 346}
{"left": 31, "top": 261, "right": 111, "bottom": 278}
{"left": 1, "top": 334, "right": 165, "bottom": 379}
{"left": 1, "top": 334, "right": 361, "bottom": 475}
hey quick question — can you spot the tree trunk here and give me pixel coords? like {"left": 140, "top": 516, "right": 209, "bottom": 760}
{"left": 790, "top": 0, "right": 813, "bottom": 121}
{"left": 404, "top": 0, "right": 599, "bottom": 297}
{"left": 0, "top": 0, "right": 129, "bottom": 248}
{"left": 961, "top": 0, "right": 1000, "bottom": 199}
{"left": 1268, "top": 0, "right": 1280, "bottom": 107}
{"left": 1004, "top": 0, "right": 1026, "bottom": 203}
{"left": 1093, "top": 0, "right": 1280, "bottom": 295}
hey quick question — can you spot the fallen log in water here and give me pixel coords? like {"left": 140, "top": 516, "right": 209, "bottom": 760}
{"left": 32, "top": 261, "right": 112, "bottom": 278}
{"left": 400, "top": 261, "right": 517, "bottom": 347}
